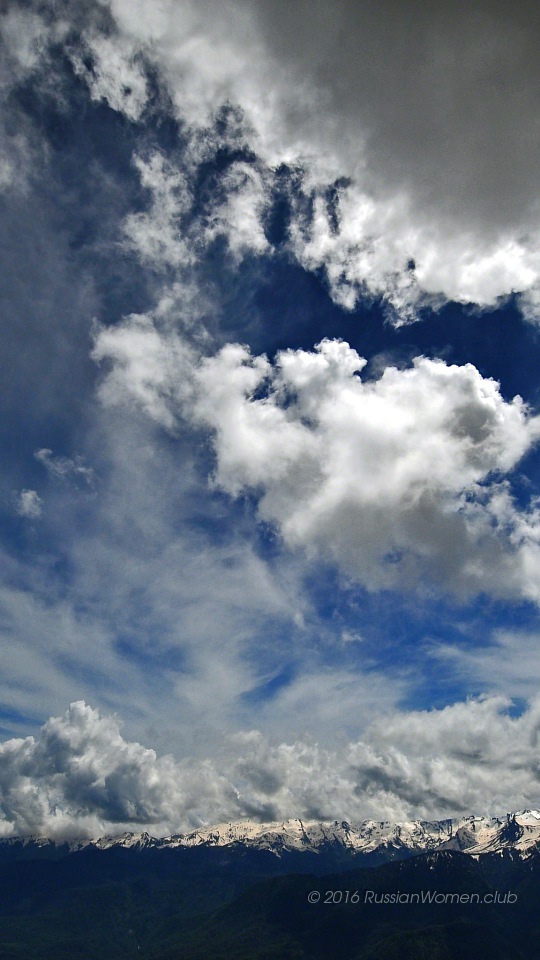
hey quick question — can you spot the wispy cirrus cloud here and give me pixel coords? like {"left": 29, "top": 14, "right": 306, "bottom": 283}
{"left": 35, "top": 449, "right": 94, "bottom": 486}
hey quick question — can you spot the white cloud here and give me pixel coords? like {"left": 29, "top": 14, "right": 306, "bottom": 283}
{"left": 288, "top": 185, "right": 540, "bottom": 321}
{"left": 93, "top": 319, "right": 540, "bottom": 600}
{"left": 0, "top": 394, "right": 307, "bottom": 756}
{"left": 70, "top": 32, "right": 149, "bottom": 122}
{"left": 15, "top": 489, "right": 43, "bottom": 519}
{"left": 5, "top": 1, "right": 540, "bottom": 318}
{"left": 35, "top": 449, "right": 94, "bottom": 486}
{"left": 5, "top": 1, "right": 540, "bottom": 840}
{"left": 1, "top": 695, "right": 540, "bottom": 837}
{"left": 205, "top": 161, "right": 270, "bottom": 260}
{"left": 429, "top": 628, "right": 540, "bottom": 701}
{"left": 119, "top": 144, "right": 271, "bottom": 276}
{"left": 0, "top": 130, "right": 36, "bottom": 194}
{"left": 122, "top": 152, "right": 196, "bottom": 269}
{"left": 342, "top": 695, "right": 540, "bottom": 820}
{"left": 0, "top": 8, "right": 56, "bottom": 194}
{"left": 74, "top": 0, "right": 540, "bottom": 319}
{"left": 91, "top": 312, "right": 196, "bottom": 430}
{"left": 0, "top": 701, "right": 234, "bottom": 838}
{"left": 191, "top": 337, "right": 540, "bottom": 599}
{"left": 0, "top": 8, "right": 53, "bottom": 77}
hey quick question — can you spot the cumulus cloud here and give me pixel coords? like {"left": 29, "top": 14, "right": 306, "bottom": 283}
{"left": 94, "top": 314, "right": 540, "bottom": 600}
{"left": 232, "top": 695, "right": 539, "bottom": 823}
{"left": 0, "top": 701, "right": 237, "bottom": 839}
{"left": 15, "top": 489, "right": 43, "bottom": 519}
{"left": 63, "top": 0, "right": 540, "bottom": 318}
{"left": 1, "top": 697, "right": 539, "bottom": 837}
{"left": 5, "top": 0, "right": 540, "bottom": 316}
{"left": 193, "top": 338, "right": 540, "bottom": 598}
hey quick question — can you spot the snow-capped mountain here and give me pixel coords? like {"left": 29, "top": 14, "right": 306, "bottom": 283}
{"left": 160, "top": 810, "right": 540, "bottom": 858}
{"left": 8, "top": 810, "right": 539, "bottom": 862}
{"left": 7, "top": 810, "right": 540, "bottom": 860}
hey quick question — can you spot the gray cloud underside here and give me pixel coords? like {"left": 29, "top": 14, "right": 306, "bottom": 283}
{"left": 1, "top": 696, "right": 539, "bottom": 839}
{"left": 96, "top": 0, "right": 540, "bottom": 314}
{"left": 4, "top": 0, "right": 540, "bottom": 316}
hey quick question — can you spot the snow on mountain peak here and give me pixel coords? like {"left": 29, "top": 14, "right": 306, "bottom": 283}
{"left": 4, "top": 811, "right": 540, "bottom": 860}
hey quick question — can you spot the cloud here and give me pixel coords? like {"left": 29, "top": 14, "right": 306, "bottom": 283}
{"left": 205, "top": 161, "right": 270, "bottom": 260}
{"left": 342, "top": 694, "right": 540, "bottom": 820}
{"left": 428, "top": 628, "right": 540, "bottom": 701}
{"left": 68, "top": 0, "right": 540, "bottom": 319}
{"left": 70, "top": 31, "right": 149, "bottom": 122}
{"left": 95, "top": 315, "right": 540, "bottom": 601}
{"left": 0, "top": 387, "right": 308, "bottom": 758}
{"left": 0, "top": 7, "right": 55, "bottom": 194}
{"left": 193, "top": 338, "right": 540, "bottom": 598}
{"left": 0, "top": 7, "right": 57, "bottom": 81}
{"left": 1, "top": 696, "right": 540, "bottom": 837}
{"left": 35, "top": 449, "right": 94, "bottom": 486}
{"left": 15, "top": 489, "right": 43, "bottom": 519}
{"left": 0, "top": 701, "right": 236, "bottom": 839}
{"left": 4, "top": 0, "right": 540, "bottom": 840}
{"left": 122, "top": 152, "right": 196, "bottom": 270}
{"left": 6, "top": 1, "right": 540, "bottom": 317}
{"left": 91, "top": 312, "right": 196, "bottom": 430}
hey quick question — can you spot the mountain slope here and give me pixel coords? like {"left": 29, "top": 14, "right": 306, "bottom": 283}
{"left": 153, "top": 850, "right": 540, "bottom": 960}
{"left": 2, "top": 810, "right": 539, "bottom": 866}
{"left": 0, "top": 837, "right": 538, "bottom": 959}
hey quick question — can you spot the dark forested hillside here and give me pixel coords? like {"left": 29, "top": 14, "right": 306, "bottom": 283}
{"left": 0, "top": 843, "right": 537, "bottom": 959}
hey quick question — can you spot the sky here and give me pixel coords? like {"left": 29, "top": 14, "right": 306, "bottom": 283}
{"left": 2, "top": 0, "right": 540, "bottom": 839}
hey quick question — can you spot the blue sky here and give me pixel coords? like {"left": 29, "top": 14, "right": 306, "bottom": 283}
{"left": 2, "top": 0, "right": 540, "bottom": 838}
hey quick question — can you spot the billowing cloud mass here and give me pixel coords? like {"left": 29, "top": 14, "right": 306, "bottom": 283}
{"left": 3, "top": 0, "right": 540, "bottom": 841}
{"left": 0, "top": 702, "right": 236, "bottom": 839}
{"left": 1, "top": 697, "right": 540, "bottom": 838}
{"left": 72, "top": 0, "right": 540, "bottom": 317}
{"left": 4, "top": 1, "right": 540, "bottom": 317}
{"left": 193, "top": 339, "right": 540, "bottom": 597}
{"left": 94, "top": 318, "right": 540, "bottom": 600}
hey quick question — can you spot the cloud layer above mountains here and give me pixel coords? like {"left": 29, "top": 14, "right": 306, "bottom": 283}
{"left": 1, "top": 697, "right": 540, "bottom": 839}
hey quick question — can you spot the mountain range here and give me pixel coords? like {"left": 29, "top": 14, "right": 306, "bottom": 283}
{"left": 4, "top": 809, "right": 539, "bottom": 863}
{"left": 1, "top": 812, "right": 539, "bottom": 959}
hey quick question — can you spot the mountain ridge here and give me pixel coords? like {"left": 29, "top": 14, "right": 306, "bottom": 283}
{"left": 4, "top": 808, "right": 540, "bottom": 861}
